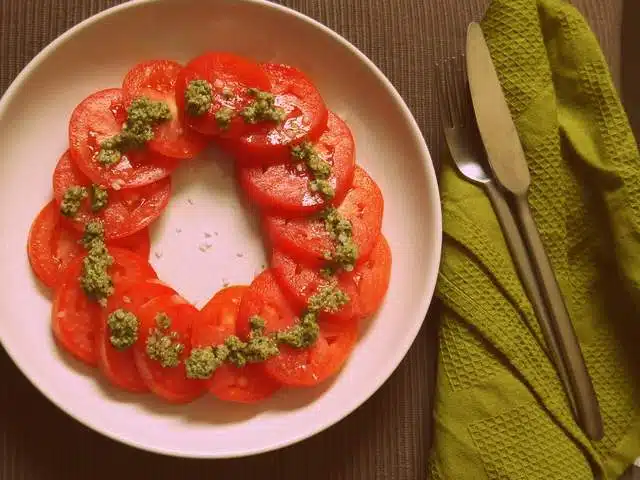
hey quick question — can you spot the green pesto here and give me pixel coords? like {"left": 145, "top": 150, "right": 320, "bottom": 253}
{"left": 98, "top": 97, "right": 172, "bottom": 165}
{"left": 90, "top": 184, "right": 108, "bottom": 212}
{"left": 307, "top": 282, "right": 349, "bottom": 314}
{"left": 185, "top": 345, "right": 228, "bottom": 380}
{"left": 240, "top": 88, "right": 286, "bottom": 124}
{"left": 291, "top": 142, "right": 335, "bottom": 199}
{"left": 185, "top": 79, "right": 213, "bottom": 116}
{"left": 321, "top": 207, "right": 359, "bottom": 271}
{"left": 60, "top": 186, "right": 88, "bottom": 218}
{"left": 145, "top": 312, "right": 184, "bottom": 368}
{"left": 107, "top": 308, "right": 139, "bottom": 350}
{"left": 78, "top": 220, "right": 113, "bottom": 304}
{"left": 276, "top": 311, "right": 320, "bottom": 349}
{"left": 249, "top": 315, "right": 266, "bottom": 332}
{"left": 215, "top": 107, "right": 235, "bottom": 130}
{"left": 309, "top": 179, "right": 335, "bottom": 199}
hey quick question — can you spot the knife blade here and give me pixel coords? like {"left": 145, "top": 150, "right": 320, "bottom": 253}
{"left": 465, "top": 21, "right": 604, "bottom": 440}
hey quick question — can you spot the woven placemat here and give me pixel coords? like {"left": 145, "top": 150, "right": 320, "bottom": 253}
{"left": 0, "top": 0, "right": 631, "bottom": 478}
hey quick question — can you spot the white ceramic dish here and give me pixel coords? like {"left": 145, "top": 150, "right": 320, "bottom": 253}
{"left": 0, "top": 0, "right": 441, "bottom": 458}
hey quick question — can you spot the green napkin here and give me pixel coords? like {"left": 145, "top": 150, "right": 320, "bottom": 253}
{"left": 427, "top": 0, "right": 640, "bottom": 479}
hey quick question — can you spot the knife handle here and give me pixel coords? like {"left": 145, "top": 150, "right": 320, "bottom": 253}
{"left": 513, "top": 194, "right": 604, "bottom": 440}
{"left": 484, "top": 183, "right": 578, "bottom": 418}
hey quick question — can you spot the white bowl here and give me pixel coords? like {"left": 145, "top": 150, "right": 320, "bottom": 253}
{"left": 0, "top": 0, "right": 441, "bottom": 458}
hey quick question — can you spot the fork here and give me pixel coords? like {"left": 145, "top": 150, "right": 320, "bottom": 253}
{"left": 436, "top": 56, "right": 580, "bottom": 421}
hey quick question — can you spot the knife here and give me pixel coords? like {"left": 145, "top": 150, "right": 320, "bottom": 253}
{"left": 465, "top": 21, "right": 604, "bottom": 440}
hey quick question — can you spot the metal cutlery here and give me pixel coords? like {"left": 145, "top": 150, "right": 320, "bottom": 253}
{"left": 465, "top": 21, "right": 603, "bottom": 440}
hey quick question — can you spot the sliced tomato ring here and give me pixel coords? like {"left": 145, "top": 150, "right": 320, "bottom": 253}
{"left": 228, "top": 63, "right": 328, "bottom": 165}
{"left": 344, "top": 235, "right": 391, "bottom": 318}
{"left": 52, "top": 248, "right": 157, "bottom": 366}
{"left": 134, "top": 294, "right": 206, "bottom": 403}
{"left": 175, "top": 52, "right": 272, "bottom": 138}
{"left": 28, "top": 200, "right": 151, "bottom": 289}
{"left": 122, "top": 60, "right": 209, "bottom": 159}
{"left": 270, "top": 249, "right": 361, "bottom": 323}
{"left": 53, "top": 149, "right": 171, "bottom": 240}
{"left": 238, "top": 112, "right": 355, "bottom": 215}
{"left": 192, "top": 285, "right": 281, "bottom": 403}
{"left": 264, "top": 166, "right": 383, "bottom": 265}
{"left": 68, "top": 88, "right": 181, "bottom": 188}
{"left": 97, "top": 280, "right": 176, "bottom": 393}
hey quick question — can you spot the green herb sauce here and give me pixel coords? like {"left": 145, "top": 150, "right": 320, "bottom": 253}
{"left": 107, "top": 308, "right": 139, "bottom": 350}
{"left": 215, "top": 107, "right": 235, "bottom": 130}
{"left": 321, "top": 207, "right": 359, "bottom": 271}
{"left": 60, "top": 186, "right": 88, "bottom": 218}
{"left": 291, "top": 142, "right": 335, "bottom": 200}
{"left": 90, "top": 184, "right": 108, "bottom": 212}
{"left": 79, "top": 220, "right": 114, "bottom": 305}
{"left": 145, "top": 312, "right": 184, "bottom": 368}
{"left": 240, "top": 88, "right": 286, "bottom": 125}
{"left": 185, "top": 79, "right": 213, "bottom": 117}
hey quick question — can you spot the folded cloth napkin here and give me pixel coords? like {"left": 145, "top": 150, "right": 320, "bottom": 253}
{"left": 427, "top": 0, "right": 640, "bottom": 478}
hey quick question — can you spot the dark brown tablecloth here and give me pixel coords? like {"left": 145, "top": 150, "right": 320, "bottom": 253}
{"left": 0, "top": 0, "right": 636, "bottom": 479}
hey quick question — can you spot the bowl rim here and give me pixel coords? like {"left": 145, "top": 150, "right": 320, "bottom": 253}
{"left": 0, "top": 0, "right": 442, "bottom": 458}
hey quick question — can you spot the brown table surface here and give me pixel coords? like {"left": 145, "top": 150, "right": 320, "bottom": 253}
{"left": 1, "top": 0, "right": 637, "bottom": 479}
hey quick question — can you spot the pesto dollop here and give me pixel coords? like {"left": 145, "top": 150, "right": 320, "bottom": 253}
{"left": 215, "top": 107, "right": 235, "bottom": 130}
{"left": 107, "top": 308, "right": 139, "bottom": 350}
{"left": 307, "top": 282, "right": 350, "bottom": 314}
{"left": 321, "top": 207, "right": 359, "bottom": 271}
{"left": 185, "top": 345, "right": 228, "bottom": 380}
{"left": 60, "top": 186, "right": 88, "bottom": 218}
{"left": 79, "top": 220, "right": 114, "bottom": 305}
{"left": 240, "top": 88, "right": 286, "bottom": 124}
{"left": 276, "top": 311, "right": 320, "bottom": 349}
{"left": 91, "top": 184, "right": 108, "bottom": 212}
{"left": 98, "top": 97, "right": 172, "bottom": 166}
{"left": 185, "top": 79, "right": 213, "bottom": 116}
{"left": 291, "top": 142, "right": 335, "bottom": 200}
{"left": 145, "top": 312, "right": 184, "bottom": 368}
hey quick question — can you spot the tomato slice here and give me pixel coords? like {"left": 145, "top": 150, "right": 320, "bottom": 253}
{"left": 228, "top": 63, "right": 328, "bottom": 165}
{"left": 192, "top": 285, "right": 281, "bottom": 403}
{"left": 52, "top": 248, "right": 157, "bottom": 366}
{"left": 270, "top": 249, "right": 361, "bottom": 323}
{"left": 68, "top": 88, "right": 181, "bottom": 188}
{"left": 97, "top": 279, "right": 175, "bottom": 393}
{"left": 28, "top": 201, "right": 151, "bottom": 289}
{"left": 134, "top": 294, "right": 206, "bottom": 403}
{"left": 344, "top": 235, "right": 391, "bottom": 318}
{"left": 238, "top": 112, "right": 355, "bottom": 215}
{"left": 264, "top": 166, "right": 383, "bottom": 265}
{"left": 122, "top": 60, "right": 209, "bottom": 159}
{"left": 237, "top": 270, "right": 358, "bottom": 387}
{"left": 53, "top": 149, "right": 171, "bottom": 240}
{"left": 175, "top": 52, "right": 272, "bottom": 138}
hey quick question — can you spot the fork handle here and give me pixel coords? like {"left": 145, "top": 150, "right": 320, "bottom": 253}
{"left": 513, "top": 193, "right": 604, "bottom": 440}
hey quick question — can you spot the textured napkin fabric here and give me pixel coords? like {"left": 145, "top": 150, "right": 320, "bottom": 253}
{"left": 428, "top": 0, "right": 640, "bottom": 479}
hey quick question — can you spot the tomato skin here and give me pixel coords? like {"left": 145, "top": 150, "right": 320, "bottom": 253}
{"left": 264, "top": 166, "right": 383, "bottom": 265}
{"left": 344, "top": 235, "right": 391, "bottom": 318}
{"left": 134, "top": 294, "right": 206, "bottom": 403}
{"left": 238, "top": 112, "right": 355, "bottom": 215}
{"left": 53, "top": 149, "right": 171, "bottom": 240}
{"left": 237, "top": 270, "right": 358, "bottom": 387}
{"left": 68, "top": 88, "right": 181, "bottom": 188}
{"left": 228, "top": 63, "right": 328, "bottom": 165}
{"left": 192, "top": 285, "right": 281, "bottom": 403}
{"left": 97, "top": 280, "right": 176, "bottom": 393}
{"left": 52, "top": 248, "right": 157, "bottom": 366}
{"left": 122, "top": 59, "right": 209, "bottom": 159}
{"left": 270, "top": 249, "right": 361, "bottom": 323}
{"left": 28, "top": 200, "right": 152, "bottom": 289}
{"left": 175, "top": 52, "right": 272, "bottom": 138}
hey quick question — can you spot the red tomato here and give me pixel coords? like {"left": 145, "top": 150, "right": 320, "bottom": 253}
{"left": 122, "top": 60, "right": 209, "bottom": 159}
{"left": 344, "top": 235, "right": 391, "bottom": 318}
{"left": 238, "top": 112, "right": 356, "bottom": 215}
{"left": 97, "top": 280, "right": 176, "bottom": 393}
{"left": 68, "top": 88, "right": 181, "bottom": 188}
{"left": 237, "top": 270, "right": 358, "bottom": 387}
{"left": 53, "top": 149, "right": 171, "bottom": 240}
{"left": 229, "top": 63, "right": 328, "bottom": 165}
{"left": 28, "top": 201, "right": 151, "bottom": 289}
{"left": 270, "top": 249, "right": 361, "bottom": 323}
{"left": 134, "top": 294, "right": 206, "bottom": 403}
{"left": 264, "top": 166, "right": 383, "bottom": 265}
{"left": 192, "top": 285, "right": 281, "bottom": 403}
{"left": 52, "top": 248, "right": 157, "bottom": 366}
{"left": 175, "top": 52, "right": 272, "bottom": 138}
